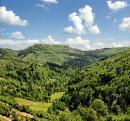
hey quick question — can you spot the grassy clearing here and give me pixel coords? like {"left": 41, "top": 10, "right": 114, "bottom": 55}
{"left": 0, "top": 115, "right": 11, "bottom": 121}
{"left": 99, "top": 47, "right": 128, "bottom": 55}
{"left": 16, "top": 98, "right": 52, "bottom": 113}
{"left": 50, "top": 92, "right": 65, "bottom": 102}
{"left": 15, "top": 92, "right": 65, "bottom": 113}
{"left": 0, "top": 92, "right": 65, "bottom": 120}
{"left": 13, "top": 109, "right": 33, "bottom": 118}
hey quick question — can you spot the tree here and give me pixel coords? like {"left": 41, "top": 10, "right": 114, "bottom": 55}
{"left": 78, "top": 106, "right": 98, "bottom": 121}
{"left": 91, "top": 99, "right": 108, "bottom": 116}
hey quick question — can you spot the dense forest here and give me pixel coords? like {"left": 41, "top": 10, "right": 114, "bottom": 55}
{"left": 0, "top": 44, "right": 130, "bottom": 121}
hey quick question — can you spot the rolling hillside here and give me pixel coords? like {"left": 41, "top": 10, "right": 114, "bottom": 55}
{"left": 51, "top": 48, "right": 130, "bottom": 121}
{"left": 0, "top": 44, "right": 130, "bottom": 121}
{"left": 1, "top": 44, "right": 128, "bottom": 69}
{"left": 18, "top": 44, "right": 129, "bottom": 68}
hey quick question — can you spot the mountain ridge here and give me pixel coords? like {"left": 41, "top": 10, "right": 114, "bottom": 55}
{"left": 0, "top": 44, "right": 130, "bottom": 120}
{"left": 0, "top": 44, "right": 129, "bottom": 69}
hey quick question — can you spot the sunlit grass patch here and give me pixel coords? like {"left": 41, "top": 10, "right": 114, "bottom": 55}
{"left": 50, "top": 92, "right": 65, "bottom": 102}
{"left": 15, "top": 98, "right": 52, "bottom": 112}
{"left": 0, "top": 77, "right": 5, "bottom": 80}
{"left": 0, "top": 115, "right": 12, "bottom": 121}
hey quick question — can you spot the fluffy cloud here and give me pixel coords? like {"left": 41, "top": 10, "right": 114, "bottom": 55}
{"left": 79, "top": 5, "right": 101, "bottom": 34}
{"left": 1, "top": 31, "right": 129, "bottom": 50}
{"left": 0, "top": 33, "right": 60, "bottom": 49}
{"left": 41, "top": 0, "right": 58, "bottom": 4}
{"left": 95, "top": 40, "right": 129, "bottom": 50}
{"left": 64, "top": 12, "right": 84, "bottom": 34}
{"left": 64, "top": 36, "right": 130, "bottom": 51}
{"left": 64, "top": 5, "right": 100, "bottom": 35}
{"left": 107, "top": 0, "right": 128, "bottom": 11}
{"left": 88, "top": 25, "right": 101, "bottom": 34}
{"left": 1, "top": 35, "right": 130, "bottom": 50}
{"left": 79, "top": 5, "right": 94, "bottom": 26}
{"left": 64, "top": 36, "right": 92, "bottom": 50}
{"left": 41, "top": 35, "right": 61, "bottom": 44}
{"left": 0, "top": 6, "right": 28, "bottom": 26}
{"left": 119, "top": 17, "right": 130, "bottom": 31}
{"left": 0, "top": 38, "right": 39, "bottom": 50}
{"left": 64, "top": 36, "right": 90, "bottom": 47}
{"left": 36, "top": 0, "right": 58, "bottom": 9}
{"left": 92, "top": 41, "right": 124, "bottom": 49}
{"left": 11, "top": 32, "right": 25, "bottom": 40}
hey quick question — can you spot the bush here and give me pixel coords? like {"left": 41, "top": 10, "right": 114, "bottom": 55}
{"left": 91, "top": 99, "right": 108, "bottom": 116}
{"left": 0, "top": 101, "right": 11, "bottom": 116}
{"left": 78, "top": 106, "right": 98, "bottom": 121}
{"left": 36, "top": 111, "right": 44, "bottom": 118}
{"left": 18, "top": 105, "right": 30, "bottom": 113}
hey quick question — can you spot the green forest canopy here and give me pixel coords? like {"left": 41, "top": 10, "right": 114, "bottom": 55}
{"left": 0, "top": 44, "right": 130, "bottom": 121}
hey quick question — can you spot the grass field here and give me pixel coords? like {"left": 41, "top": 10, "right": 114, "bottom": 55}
{"left": 13, "top": 109, "right": 33, "bottom": 118}
{"left": 50, "top": 92, "right": 65, "bottom": 102}
{"left": 16, "top": 98, "right": 52, "bottom": 112}
{"left": 99, "top": 47, "right": 129, "bottom": 55}
{"left": 0, "top": 115, "right": 11, "bottom": 121}
{"left": 15, "top": 92, "right": 65, "bottom": 113}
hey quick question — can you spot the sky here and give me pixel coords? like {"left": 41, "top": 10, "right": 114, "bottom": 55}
{"left": 0, "top": 0, "right": 130, "bottom": 50}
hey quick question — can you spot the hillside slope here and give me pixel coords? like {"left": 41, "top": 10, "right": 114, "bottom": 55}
{"left": 17, "top": 44, "right": 129, "bottom": 68}
{"left": 49, "top": 48, "right": 130, "bottom": 120}
{"left": 0, "top": 44, "right": 129, "bottom": 69}
{"left": 0, "top": 45, "right": 130, "bottom": 120}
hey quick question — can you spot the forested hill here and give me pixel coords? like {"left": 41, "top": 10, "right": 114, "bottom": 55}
{"left": 0, "top": 44, "right": 130, "bottom": 121}
{"left": 0, "top": 44, "right": 129, "bottom": 69}
{"left": 52, "top": 47, "right": 130, "bottom": 120}
{"left": 17, "top": 44, "right": 129, "bottom": 68}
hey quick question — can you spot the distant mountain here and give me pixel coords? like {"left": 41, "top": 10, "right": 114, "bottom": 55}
{"left": 52, "top": 47, "right": 130, "bottom": 120}
{"left": 0, "top": 44, "right": 130, "bottom": 120}
{"left": 17, "top": 44, "right": 82, "bottom": 66}
{"left": 0, "top": 44, "right": 129, "bottom": 69}
{"left": 17, "top": 44, "right": 129, "bottom": 68}
{"left": 0, "top": 45, "right": 128, "bottom": 102}
{"left": 0, "top": 48, "right": 17, "bottom": 58}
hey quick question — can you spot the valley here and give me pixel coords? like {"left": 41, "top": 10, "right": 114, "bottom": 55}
{"left": 0, "top": 44, "right": 130, "bottom": 121}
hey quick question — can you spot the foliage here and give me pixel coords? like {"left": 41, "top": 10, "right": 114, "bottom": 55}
{"left": 0, "top": 45, "right": 130, "bottom": 120}
{"left": 91, "top": 99, "right": 108, "bottom": 116}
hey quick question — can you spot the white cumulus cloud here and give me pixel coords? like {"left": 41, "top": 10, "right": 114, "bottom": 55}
{"left": 0, "top": 6, "right": 28, "bottom": 26}
{"left": 119, "top": 17, "right": 130, "bottom": 31}
{"left": 41, "top": 0, "right": 58, "bottom": 4}
{"left": 0, "top": 33, "right": 60, "bottom": 49}
{"left": 107, "top": 0, "right": 128, "bottom": 11}
{"left": 11, "top": 31, "right": 25, "bottom": 40}
{"left": 64, "top": 12, "right": 84, "bottom": 34}
{"left": 64, "top": 36, "right": 130, "bottom": 51}
{"left": 64, "top": 36, "right": 91, "bottom": 50}
{"left": 79, "top": 5, "right": 95, "bottom": 26}
{"left": 64, "top": 5, "right": 101, "bottom": 35}
{"left": 41, "top": 35, "right": 61, "bottom": 44}
{"left": 0, "top": 38, "right": 39, "bottom": 50}
{"left": 88, "top": 25, "right": 101, "bottom": 34}
{"left": 36, "top": 0, "right": 59, "bottom": 9}
{"left": 1, "top": 35, "right": 130, "bottom": 50}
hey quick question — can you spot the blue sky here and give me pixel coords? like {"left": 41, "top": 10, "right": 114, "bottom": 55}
{"left": 0, "top": 0, "right": 130, "bottom": 50}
